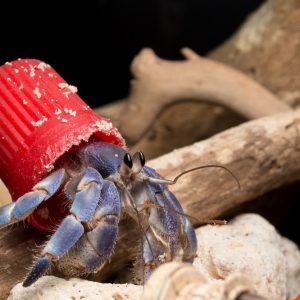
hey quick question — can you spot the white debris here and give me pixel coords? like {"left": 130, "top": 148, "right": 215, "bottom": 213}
{"left": 63, "top": 107, "right": 77, "bottom": 116}
{"left": 58, "top": 83, "right": 68, "bottom": 89}
{"left": 58, "top": 82, "right": 78, "bottom": 93}
{"left": 36, "top": 62, "right": 50, "bottom": 72}
{"left": 14, "top": 69, "right": 19, "bottom": 73}
{"left": 30, "top": 116, "right": 48, "bottom": 127}
{"left": 22, "top": 99, "right": 27, "bottom": 105}
{"left": 29, "top": 65, "right": 35, "bottom": 78}
{"left": 63, "top": 91, "right": 70, "bottom": 98}
{"left": 19, "top": 83, "right": 23, "bottom": 90}
{"left": 68, "top": 85, "right": 78, "bottom": 93}
{"left": 7, "top": 77, "right": 11, "bottom": 81}
{"left": 93, "top": 120, "right": 113, "bottom": 131}
{"left": 48, "top": 73, "right": 54, "bottom": 77}
{"left": 33, "top": 87, "right": 42, "bottom": 99}
{"left": 5, "top": 62, "right": 12, "bottom": 66}
{"left": 61, "top": 118, "right": 68, "bottom": 123}
{"left": 54, "top": 108, "right": 62, "bottom": 115}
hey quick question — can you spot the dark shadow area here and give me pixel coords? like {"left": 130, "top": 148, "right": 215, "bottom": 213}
{"left": 0, "top": 0, "right": 262, "bottom": 107}
{"left": 223, "top": 181, "right": 300, "bottom": 246}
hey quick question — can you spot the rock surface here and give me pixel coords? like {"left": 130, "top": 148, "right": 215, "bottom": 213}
{"left": 8, "top": 214, "right": 300, "bottom": 300}
{"left": 194, "top": 213, "right": 300, "bottom": 300}
{"left": 8, "top": 276, "right": 143, "bottom": 300}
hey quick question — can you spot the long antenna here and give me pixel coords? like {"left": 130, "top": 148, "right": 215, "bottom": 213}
{"left": 146, "top": 164, "right": 240, "bottom": 190}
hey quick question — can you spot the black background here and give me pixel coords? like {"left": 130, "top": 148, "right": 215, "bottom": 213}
{"left": 0, "top": 0, "right": 262, "bottom": 107}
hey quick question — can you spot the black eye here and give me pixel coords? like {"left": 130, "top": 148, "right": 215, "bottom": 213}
{"left": 124, "top": 153, "right": 133, "bottom": 168}
{"left": 139, "top": 152, "right": 145, "bottom": 167}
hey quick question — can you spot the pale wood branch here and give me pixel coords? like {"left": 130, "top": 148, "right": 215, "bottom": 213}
{"left": 147, "top": 110, "right": 300, "bottom": 224}
{"left": 119, "top": 48, "right": 290, "bottom": 144}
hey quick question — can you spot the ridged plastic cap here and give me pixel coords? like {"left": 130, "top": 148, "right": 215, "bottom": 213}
{"left": 0, "top": 59, "right": 125, "bottom": 201}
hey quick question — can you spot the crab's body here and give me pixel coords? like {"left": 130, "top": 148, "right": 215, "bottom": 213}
{"left": 0, "top": 141, "right": 197, "bottom": 286}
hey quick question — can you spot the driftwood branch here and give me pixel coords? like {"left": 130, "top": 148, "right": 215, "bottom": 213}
{"left": 147, "top": 110, "right": 300, "bottom": 224}
{"left": 95, "top": 99, "right": 246, "bottom": 160}
{"left": 1, "top": 110, "right": 300, "bottom": 298}
{"left": 210, "top": 0, "right": 300, "bottom": 108}
{"left": 0, "top": 226, "right": 45, "bottom": 299}
{"left": 119, "top": 48, "right": 290, "bottom": 144}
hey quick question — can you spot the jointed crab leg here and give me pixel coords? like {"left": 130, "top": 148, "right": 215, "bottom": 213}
{"left": 70, "top": 168, "right": 104, "bottom": 221}
{"left": 23, "top": 167, "right": 103, "bottom": 287}
{"left": 80, "top": 180, "right": 121, "bottom": 273}
{"left": 142, "top": 228, "right": 166, "bottom": 280}
{"left": 140, "top": 190, "right": 180, "bottom": 281}
{"left": 163, "top": 190, "right": 197, "bottom": 262}
{"left": 45, "top": 179, "right": 121, "bottom": 276}
{"left": 135, "top": 165, "right": 197, "bottom": 280}
{"left": 0, "top": 169, "right": 66, "bottom": 229}
{"left": 150, "top": 193, "right": 179, "bottom": 259}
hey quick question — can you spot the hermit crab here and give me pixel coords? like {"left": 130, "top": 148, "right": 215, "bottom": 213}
{"left": 0, "top": 59, "right": 199, "bottom": 287}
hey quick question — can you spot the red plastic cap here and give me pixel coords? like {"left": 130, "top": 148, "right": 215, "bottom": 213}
{"left": 0, "top": 59, "right": 125, "bottom": 201}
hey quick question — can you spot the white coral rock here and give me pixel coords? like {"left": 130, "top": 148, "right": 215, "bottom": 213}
{"left": 194, "top": 213, "right": 299, "bottom": 300}
{"left": 8, "top": 276, "right": 143, "bottom": 300}
{"left": 8, "top": 214, "right": 300, "bottom": 300}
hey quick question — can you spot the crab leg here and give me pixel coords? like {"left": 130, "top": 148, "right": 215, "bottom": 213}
{"left": 140, "top": 188, "right": 180, "bottom": 281}
{"left": 0, "top": 169, "right": 66, "bottom": 229}
{"left": 59, "top": 180, "right": 121, "bottom": 275}
{"left": 144, "top": 165, "right": 197, "bottom": 259}
{"left": 141, "top": 189, "right": 197, "bottom": 281}
{"left": 84, "top": 180, "right": 121, "bottom": 271}
{"left": 142, "top": 228, "right": 166, "bottom": 281}
{"left": 23, "top": 167, "right": 103, "bottom": 287}
{"left": 149, "top": 193, "right": 179, "bottom": 259}
{"left": 163, "top": 190, "right": 197, "bottom": 262}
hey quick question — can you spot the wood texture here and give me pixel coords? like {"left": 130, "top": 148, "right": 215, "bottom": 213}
{"left": 147, "top": 110, "right": 300, "bottom": 224}
{"left": 118, "top": 48, "right": 290, "bottom": 145}
{"left": 1, "top": 110, "right": 300, "bottom": 299}
{"left": 211, "top": 0, "right": 300, "bottom": 108}
{"left": 0, "top": 226, "right": 45, "bottom": 299}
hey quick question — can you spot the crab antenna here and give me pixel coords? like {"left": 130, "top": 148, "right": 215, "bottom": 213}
{"left": 147, "top": 164, "right": 240, "bottom": 190}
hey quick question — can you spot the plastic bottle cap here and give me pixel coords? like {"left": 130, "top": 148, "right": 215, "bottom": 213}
{"left": 0, "top": 59, "right": 125, "bottom": 231}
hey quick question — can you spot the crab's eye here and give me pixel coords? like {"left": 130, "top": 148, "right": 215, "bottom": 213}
{"left": 139, "top": 152, "right": 145, "bottom": 167}
{"left": 124, "top": 153, "right": 133, "bottom": 168}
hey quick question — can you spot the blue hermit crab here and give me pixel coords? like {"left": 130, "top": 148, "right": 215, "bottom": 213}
{"left": 0, "top": 59, "right": 198, "bottom": 287}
